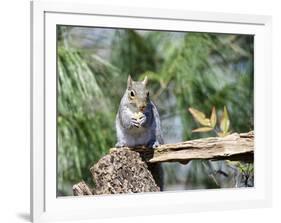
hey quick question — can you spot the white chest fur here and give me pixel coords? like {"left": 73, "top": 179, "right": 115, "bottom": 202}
{"left": 123, "top": 127, "right": 153, "bottom": 147}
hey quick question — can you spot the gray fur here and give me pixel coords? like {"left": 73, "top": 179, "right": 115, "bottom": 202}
{"left": 115, "top": 77, "right": 163, "bottom": 148}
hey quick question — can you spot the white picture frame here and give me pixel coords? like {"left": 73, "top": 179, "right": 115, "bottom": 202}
{"left": 31, "top": 0, "right": 272, "bottom": 222}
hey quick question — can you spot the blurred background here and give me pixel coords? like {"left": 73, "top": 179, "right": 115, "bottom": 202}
{"left": 57, "top": 26, "right": 254, "bottom": 196}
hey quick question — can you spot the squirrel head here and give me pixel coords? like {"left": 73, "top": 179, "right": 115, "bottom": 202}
{"left": 126, "top": 75, "right": 150, "bottom": 112}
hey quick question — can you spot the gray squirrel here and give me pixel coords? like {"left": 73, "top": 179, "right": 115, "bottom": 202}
{"left": 115, "top": 75, "right": 164, "bottom": 190}
{"left": 115, "top": 75, "right": 164, "bottom": 148}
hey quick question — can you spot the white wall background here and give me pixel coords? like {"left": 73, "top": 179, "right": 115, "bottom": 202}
{"left": 0, "top": 0, "right": 280, "bottom": 222}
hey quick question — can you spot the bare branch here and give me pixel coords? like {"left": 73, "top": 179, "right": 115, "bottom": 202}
{"left": 124, "top": 131, "right": 254, "bottom": 163}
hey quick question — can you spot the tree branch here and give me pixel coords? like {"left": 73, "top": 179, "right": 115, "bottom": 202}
{"left": 116, "top": 131, "right": 254, "bottom": 163}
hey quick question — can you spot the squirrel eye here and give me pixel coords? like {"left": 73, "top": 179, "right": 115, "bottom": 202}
{"left": 130, "top": 90, "right": 135, "bottom": 97}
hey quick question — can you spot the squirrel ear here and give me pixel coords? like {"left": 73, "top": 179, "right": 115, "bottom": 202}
{"left": 127, "top": 75, "right": 132, "bottom": 88}
{"left": 143, "top": 75, "right": 148, "bottom": 86}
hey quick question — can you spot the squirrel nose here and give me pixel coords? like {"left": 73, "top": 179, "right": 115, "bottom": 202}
{"left": 139, "top": 105, "right": 146, "bottom": 112}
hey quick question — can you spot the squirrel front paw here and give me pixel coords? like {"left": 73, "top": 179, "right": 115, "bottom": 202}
{"left": 131, "top": 112, "right": 146, "bottom": 128}
{"left": 138, "top": 114, "right": 147, "bottom": 126}
{"left": 130, "top": 118, "right": 141, "bottom": 128}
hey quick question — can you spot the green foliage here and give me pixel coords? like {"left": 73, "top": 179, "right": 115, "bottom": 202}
{"left": 57, "top": 26, "right": 254, "bottom": 195}
{"left": 57, "top": 44, "right": 117, "bottom": 195}
{"left": 226, "top": 161, "right": 254, "bottom": 187}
